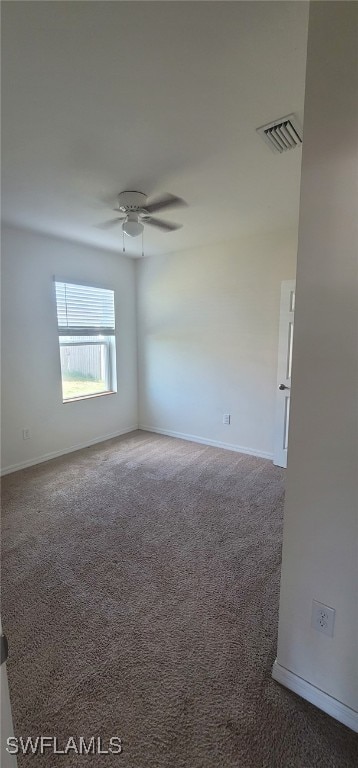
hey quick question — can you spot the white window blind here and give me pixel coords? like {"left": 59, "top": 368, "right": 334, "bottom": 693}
{"left": 55, "top": 282, "right": 115, "bottom": 336}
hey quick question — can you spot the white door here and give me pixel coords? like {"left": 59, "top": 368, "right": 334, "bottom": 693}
{"left": 273, "top": 280, "right": 295, "bottom": 468}
{"left": 0, "top": 618, "right": 17, "bottom": 767}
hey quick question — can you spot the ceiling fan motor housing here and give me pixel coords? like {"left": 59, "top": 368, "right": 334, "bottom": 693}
{"left": 117, "top": 191, "right": 147, "bottom": 213}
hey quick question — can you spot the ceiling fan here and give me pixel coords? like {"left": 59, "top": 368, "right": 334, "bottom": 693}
{"left": 97, "top": 191, "right": 187, "bottom": 237}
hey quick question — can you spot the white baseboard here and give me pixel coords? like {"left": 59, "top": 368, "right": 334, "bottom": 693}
{"left": 139, "top": 425, "right": 273, "bottom": 460}
{"left": 0, "top": 426, "right": 139, "bottom": 476}
{"left": 272, "top": 660, "right": 358, "bottom": 733}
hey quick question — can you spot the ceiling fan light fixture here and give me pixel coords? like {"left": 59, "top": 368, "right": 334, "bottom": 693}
{"left": 122, "top": 214, "right": 144, "bottom": 238}
{"left": 97, "top": 190, "right": 187, "bottom": 241}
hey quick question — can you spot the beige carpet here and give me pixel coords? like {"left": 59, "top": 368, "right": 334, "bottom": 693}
{"left": 1, "top": 430, "right": 357, "bottom": 767}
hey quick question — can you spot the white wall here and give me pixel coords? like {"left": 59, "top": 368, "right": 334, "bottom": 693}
{"left": 137, "top": 230, "right": 297, "bottom": 458}
{"left": 275, "top": 1, "right": 358, "bottom": 721}
{"left": 1, "top": 226, "right": 138, "bottom": 473}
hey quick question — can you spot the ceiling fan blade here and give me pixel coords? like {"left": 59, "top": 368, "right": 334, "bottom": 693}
{"left": 96, "top": 217, "right": 124, "bottom": 229}
{"left": 145, "top": 217, "right": 183, "bottom": 232}
{"left": 145, "top": 194, "right": 187, "bottom": 214}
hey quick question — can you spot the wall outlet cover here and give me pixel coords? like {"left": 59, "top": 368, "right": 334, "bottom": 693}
{"left": 311, "top": 600, "right": 335, "bottom": 637}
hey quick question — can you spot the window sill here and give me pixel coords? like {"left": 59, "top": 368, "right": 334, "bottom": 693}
{"left": 63, "top": 391, "right": 117, "bottom": 404}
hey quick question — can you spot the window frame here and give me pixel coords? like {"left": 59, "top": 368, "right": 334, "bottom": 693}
{"left": 54, "top": 279, "right": 117, "bottom": 403}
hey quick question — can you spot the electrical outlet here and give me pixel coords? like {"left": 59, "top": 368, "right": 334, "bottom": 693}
{"left": 223, "top": 414, "right": 231, "bottom": 425}
{"left": 311, "top": 600, "right": 335, "bottom": 637}
{"left": 22, "top": 429, "right": 31, "bottom": 440}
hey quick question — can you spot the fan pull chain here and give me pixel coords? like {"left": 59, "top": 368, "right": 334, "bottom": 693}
{"left": 141, "top": 229, "right": 144, "bottom": 258}
{"left": 122, "top": 230, "right": 125, "bottom": 253}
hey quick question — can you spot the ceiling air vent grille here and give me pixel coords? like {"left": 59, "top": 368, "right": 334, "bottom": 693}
{"left": 257, "top": 114, "right": 302, "bottom": 154}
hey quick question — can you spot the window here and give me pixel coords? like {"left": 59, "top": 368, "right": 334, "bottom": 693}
{"left": 55, "top": 281, "right": 117, "bottom": 402}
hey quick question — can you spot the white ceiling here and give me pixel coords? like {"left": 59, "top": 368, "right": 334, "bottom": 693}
{"left": 2, "top": 1, "right": 309, "bottom": 258}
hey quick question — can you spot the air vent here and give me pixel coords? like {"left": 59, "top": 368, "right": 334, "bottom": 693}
{"left": 257, "top": 114, "right": 302, "bottom": 154}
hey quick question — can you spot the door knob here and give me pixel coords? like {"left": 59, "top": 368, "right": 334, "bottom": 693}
{"left": 278, "top": 384, "right": 290, "bottom": 390}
